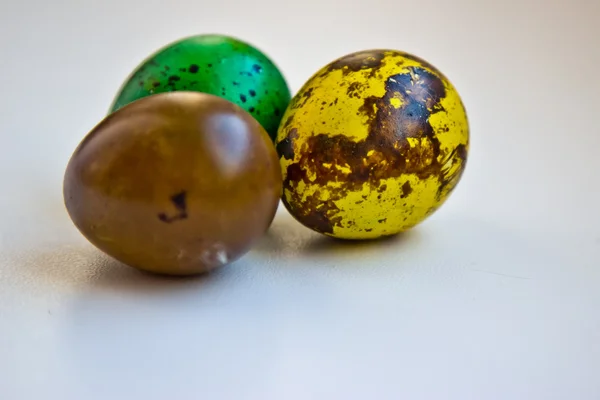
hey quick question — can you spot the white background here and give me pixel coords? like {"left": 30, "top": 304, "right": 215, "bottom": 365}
{"left": 1, "top": 0, "right": 599, "bottom": 399}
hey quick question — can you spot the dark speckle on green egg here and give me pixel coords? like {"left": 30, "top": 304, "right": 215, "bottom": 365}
{"left": 109, "top": 34, "right": 291, "bottom": 141}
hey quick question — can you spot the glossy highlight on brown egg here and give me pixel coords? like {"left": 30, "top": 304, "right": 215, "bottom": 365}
{"left": 64, "top": 92, "right": 282, "bottom": 276}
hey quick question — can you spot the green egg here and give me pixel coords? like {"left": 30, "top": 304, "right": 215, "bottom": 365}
{"left": 110, "top": 34, "right": 291, "bottom": 141}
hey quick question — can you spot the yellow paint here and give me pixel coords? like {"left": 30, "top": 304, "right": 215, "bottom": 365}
{"left": 277, "top": 50, "right": 469, "bottom": 240}
{"left": 390, "top": 97, "right": 402, "bottom": 108}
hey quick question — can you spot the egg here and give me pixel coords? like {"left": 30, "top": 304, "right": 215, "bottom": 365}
{"left": 275, "top": 50, "right": 469, "bottom": 240}
{"left": 110, "top": 34, "right": 291, "bottom": 141}
{"left": 64, "top": 92, "right": 282, "bottom": 275}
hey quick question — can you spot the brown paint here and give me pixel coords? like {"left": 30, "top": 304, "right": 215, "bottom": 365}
{"left": 64, "top": 92, "right": 282, "bottom": 275}
{"left": 276, "top": 128, "right": 298, "bottom": 160}
{"left": 400, "top": 181, "right": 413, "bottom": 198}
{"left": 325, "top": 50, "right": 386, "bottom": 75}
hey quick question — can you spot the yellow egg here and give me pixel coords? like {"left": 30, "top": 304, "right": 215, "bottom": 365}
{"left": 275, "top": 49, "right": 469, "bottom": 240}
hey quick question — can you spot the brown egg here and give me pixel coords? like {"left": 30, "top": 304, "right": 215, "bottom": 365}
{"left": 64, "top": 92, "right": 282, "bottom": 276}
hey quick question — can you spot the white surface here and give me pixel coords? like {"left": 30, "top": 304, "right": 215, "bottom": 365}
{"left": 1, "top": 0, "right": 599, "bottom": 399}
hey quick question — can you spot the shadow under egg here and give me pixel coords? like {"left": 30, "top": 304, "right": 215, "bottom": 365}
{"left": 16, "top": 243, "right": 233, "bottom": 295}
{"left": 302, "top": 228, "right": 421, "bottom": 258}
{"left": 252, "top": 205, "right": 424, "bottom": 266}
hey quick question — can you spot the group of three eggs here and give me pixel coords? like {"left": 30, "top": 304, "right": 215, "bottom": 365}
{"left": 63, "top": 34, "right": 470, "bottom": 276}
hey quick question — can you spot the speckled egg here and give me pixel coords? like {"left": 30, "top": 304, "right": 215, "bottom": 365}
{"left": 110, "top": 34, "right": 291, "bottom": 141}
{"left": 275, "top": 49, "right": 469, "bottom": 240}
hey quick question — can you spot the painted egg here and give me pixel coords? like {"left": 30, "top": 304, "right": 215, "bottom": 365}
{"left": 275, "top": 50, "right": 469, "bottom": 240}
{"left": 64, "top": 92, "right": 282, "bottom": 276}
{"left": 109, "top": 34, "right": 291, "bottom": 141}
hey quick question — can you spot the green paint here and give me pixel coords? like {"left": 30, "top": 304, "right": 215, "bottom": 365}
{"left": 110, "top": 34, "right": 291, "bottom": 140}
